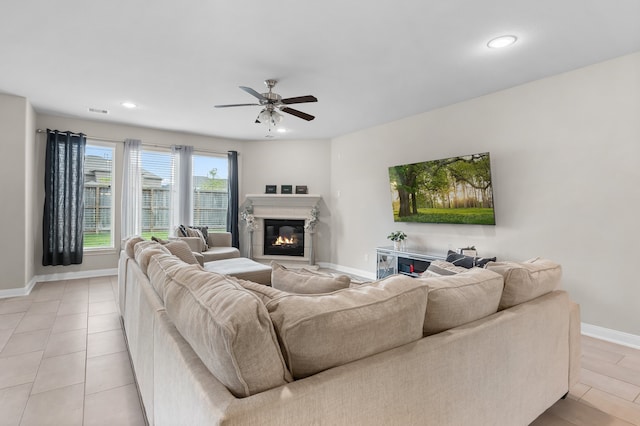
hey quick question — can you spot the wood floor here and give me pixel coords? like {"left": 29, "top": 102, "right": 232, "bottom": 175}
{"left": 531, "top": 335, "right": 640, "bottom": 425}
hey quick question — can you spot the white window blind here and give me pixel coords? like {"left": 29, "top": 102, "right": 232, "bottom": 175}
{"left": 140, "top": 148, "right": 173, "bottom": 239}
{"left": 84, "top": 142, "right": 115, "bottom": 249}
{"left": 192, "top": 153, "right": 228, "bottom": 232}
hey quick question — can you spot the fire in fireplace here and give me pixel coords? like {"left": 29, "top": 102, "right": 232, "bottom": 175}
{"left": 264, "top": 219, "right": 305, "bottom": 257}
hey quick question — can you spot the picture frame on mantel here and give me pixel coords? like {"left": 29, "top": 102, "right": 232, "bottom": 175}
{"left": 265, "top": 185, "right": 277, "bottom": 194}
{"left": 295, "top": 185, "right": 308, "bottom": 194}
{"left": 281, "top": 185, "right": 293, "bottom": 194}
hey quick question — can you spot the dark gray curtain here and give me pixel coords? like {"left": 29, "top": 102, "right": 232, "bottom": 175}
{"left": 43, "top": 129, "right": 86, "bottom": 266}
{"left": 227, "top": 150, "right": 239, "bottom": 248}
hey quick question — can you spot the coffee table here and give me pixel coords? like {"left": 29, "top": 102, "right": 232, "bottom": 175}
{"left": 203, "top": 257, "right": 272, "bottom": 285}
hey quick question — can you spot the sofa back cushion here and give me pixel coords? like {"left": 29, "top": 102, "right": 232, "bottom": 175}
{"left": 124, "top": 236, "right": 145, "bottom": 259}
{"left": 134, "top": 241, "right": 171, "bottom": 274}
{"left": 262, "top": 274, "right": 427, "bottom": 379}
{"left": 271, "top": 262, "right": 351, "bottom": 294}
{"left": 158, "top": 256, "right": 292, "bottom": 397}
{"left": 421, "top": 260, "right": 468, "bottom": 278}
{"left": 147, "top": 254, "right": 194, "bottom": 302}
{"left": 486, "top": 258, "right": 562, "bottom": 310}
{"left": 417, "top": 268, "right": 504, "bottom": 335}
{"left": 163, "top": 240, "right": 200, "bottom": 265}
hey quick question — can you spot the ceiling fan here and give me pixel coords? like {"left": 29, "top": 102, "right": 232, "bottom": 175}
{"left": 215, "top": 79, "right": 317, "bottom": 128}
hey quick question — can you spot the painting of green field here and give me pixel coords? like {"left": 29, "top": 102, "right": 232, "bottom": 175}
{"left": 389, "top": 152, "right": 495, "bottom": 225}
{"left": 392, "top": 207, "right": 495, "bottom": 225}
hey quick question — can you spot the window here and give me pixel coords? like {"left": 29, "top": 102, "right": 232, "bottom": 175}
{"left": 140, "top": 149, "right": 173, "bottom": 240}
{"left": 121, "top": 147, "right": 229, "bottom": 241}
{"left": 84, "top": 142, "right": 115, "bottom": 249}
{"left": 192, "top": 153, "right": 228, "bottom": 232}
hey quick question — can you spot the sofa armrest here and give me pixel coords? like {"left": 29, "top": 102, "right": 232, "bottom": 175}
{"left": 208, "top": 232, "right": 232, "bottom": 248}
{"left": 175, "top": 236, "right": 203, "bottom": 253}
{"left": 192, "top": 252, "right": 205, "bottom": 267}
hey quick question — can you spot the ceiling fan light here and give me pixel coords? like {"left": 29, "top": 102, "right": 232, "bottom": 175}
{"left": 256, "top": 108, "right": 283, "bottom": 129}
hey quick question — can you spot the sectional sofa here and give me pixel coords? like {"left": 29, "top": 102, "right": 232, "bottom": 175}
{"left": 118, "top": 237, "right": 581, "bottom": 426}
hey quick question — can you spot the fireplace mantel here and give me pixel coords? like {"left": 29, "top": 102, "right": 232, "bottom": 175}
{"left": 244, "top": 194, "right": 321, "bottom": 208}
{"left": 243, "top": 194, "right": 321, "bottom": 265}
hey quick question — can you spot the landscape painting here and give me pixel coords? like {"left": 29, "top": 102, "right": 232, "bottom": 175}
{"left": 388, "top": 152, "right": 496, "bottom": 225}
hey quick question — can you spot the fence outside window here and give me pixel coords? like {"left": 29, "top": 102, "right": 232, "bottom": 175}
{"left": 84, "top": 185, "right": 228, "bottom": 243}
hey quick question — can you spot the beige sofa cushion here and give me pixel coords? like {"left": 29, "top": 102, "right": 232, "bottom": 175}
{"left": 271, "top": 262, "right": 350, "bottom": 294}
{"left": 134, "top": 241, "right": 170, "bottom": 274}
{"left": 486, "top": 258, "right": 562, "bottom": 310}
{"left": 147, "top": 254, "right": 195, "bottom": 302}
{"left": 124, "top": 236, "right": 145, "bottom": 258}
{"left": 421, "top": 260, "right": 468, "bottom": 277}
{"left": 159, "top": 257, "right": 292, "bottom": 397}
{"left": 232, "top": 277, "right": 287, "bottom": 303}
{"left": 163, "top": 240, "right": 200, "bottom": 265}
{"left": 263, "top": 274, "right": 427, "bottom": 379}
{"left": 418, "top": 268, "right": 504, "bottom": 336}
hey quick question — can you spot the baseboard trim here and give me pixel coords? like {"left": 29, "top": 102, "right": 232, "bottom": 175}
{"left": 36, "top": 268, "right": 118, "bottom": 283}
{"left": 0, "top": 268, "right": 118, "bottom": 299}
{"left": 0, "top": 277, "right": 38, "bottom": 299}
{"left": 317, "top": 262, "right": 376, "bottom": 281}
{"left": 581, "top": 322, "right": 640, "bottom": 350}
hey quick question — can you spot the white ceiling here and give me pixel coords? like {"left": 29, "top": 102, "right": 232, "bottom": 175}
{"left": 1, "top": 0, "right": 639, "bottom": 141}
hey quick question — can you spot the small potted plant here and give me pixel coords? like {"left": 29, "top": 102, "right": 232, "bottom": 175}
{"left": 387, "top": 231, "right": 407, "bottom": 251}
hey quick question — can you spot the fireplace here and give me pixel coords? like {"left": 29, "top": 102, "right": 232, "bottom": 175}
{"left": 263, "top": 219, "right": 305, "bottom": 257}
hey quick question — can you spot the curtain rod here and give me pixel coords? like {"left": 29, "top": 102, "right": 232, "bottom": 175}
{"left": 35, "top": 129, "right": 236, "bottom": 156}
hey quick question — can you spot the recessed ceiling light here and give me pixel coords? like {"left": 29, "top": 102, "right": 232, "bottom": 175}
{"left": 121, "top": 101, "right": 137, "bottom": 109}
{"left": 487, "top": 35, "right": 517, "bottom": 49}
{"left": 276, "top": 128, "right": 287, "bottom": 133}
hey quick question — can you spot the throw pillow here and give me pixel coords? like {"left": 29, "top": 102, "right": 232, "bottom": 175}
{"left": 421, "top": 260, "right": 468, "bottom": 277}
{"left": 271, "top": 262, "right": 350, "bottom": 294}
{"left": 164, "top": 240, "right": 200, "bottom": 265}
{"left": 151, "top": 236, "right": 169, "bottom": 244}
{"left": 189, "top": 225, "right": 209, "bottom": 244}
{"left": 182, "top": 226, "right": 209, "bottom": 251}
{"left": 446, "top": 250, "right": 496, "bottom": 269}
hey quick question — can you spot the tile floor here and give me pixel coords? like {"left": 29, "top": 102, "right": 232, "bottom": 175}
{"left": 0, "top": 276, "right": 145, "bottom": 426}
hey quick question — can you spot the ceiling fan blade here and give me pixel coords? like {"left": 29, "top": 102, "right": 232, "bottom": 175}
{"left": 281, "top": 107, "right": 315, "bottom": 121}
{"left": 214, "top": 103, "right": 260, "bottom": 108}
{"left": 281, "top": 95, "right": 318, "bottom": 105}
{"left": 239, "top": 86, "right": 267, "bottom": 101}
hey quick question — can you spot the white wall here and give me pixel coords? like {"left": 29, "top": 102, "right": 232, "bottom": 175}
{"left": 33, "top": 114, "right": 245, "bottom": 278}
{"left": 241, "top": 138, "right": 332, "bottom": 262}
{"left": 331, "top": 52, "right": 640, "bottom": 336}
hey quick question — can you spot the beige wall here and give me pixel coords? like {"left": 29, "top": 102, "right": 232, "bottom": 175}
{"left": 241, "top": 138, "right": 332, "bottom": 262}
{"left": 25, "top": 99, "right": 36, "bottom": 286}
{"left": 0, "top": 93, "right": 30, "bottom": 291}
{"left": 330, "top": 52, "right": 640, "bottom": 336}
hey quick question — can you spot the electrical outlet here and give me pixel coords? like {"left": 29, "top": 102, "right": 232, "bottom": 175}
{"left": 364, "top": 253, "right": 369, "bottom": 262}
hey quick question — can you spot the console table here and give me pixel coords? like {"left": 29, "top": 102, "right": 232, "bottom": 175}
{"left": 376, "top": 246, "right": 445, "bottom": 279}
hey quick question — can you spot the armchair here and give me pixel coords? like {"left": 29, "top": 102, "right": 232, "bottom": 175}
{"left": 175, "top": 231, "right": 240, "bottom": 265}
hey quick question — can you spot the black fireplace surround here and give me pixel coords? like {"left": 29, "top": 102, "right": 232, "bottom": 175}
{"left": 263, "top": 219, "right": 305, "bottom": 257}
